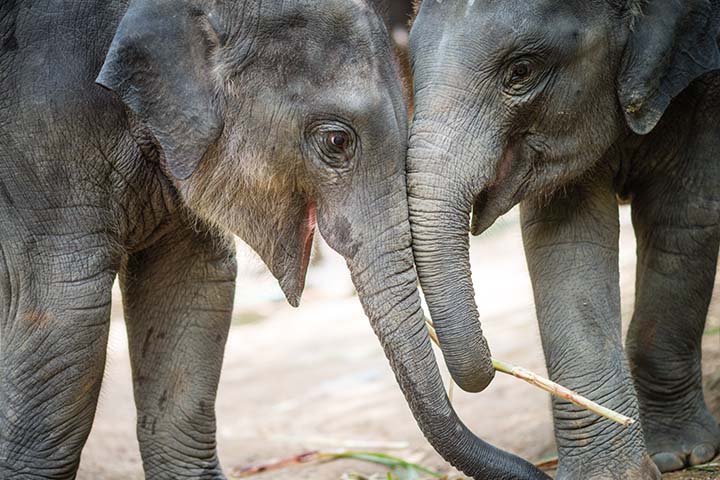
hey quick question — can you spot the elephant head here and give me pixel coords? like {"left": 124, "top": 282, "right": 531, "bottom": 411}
{"left": 406, "top": 0, "right": 719, "bottom": 476}
{"left": 96, "top": 0, "right": 530, "bottom": 476}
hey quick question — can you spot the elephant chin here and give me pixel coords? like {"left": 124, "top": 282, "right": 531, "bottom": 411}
{"left": 273, "top": 201, "right": 317, "bottom": 307}
{"left": 470, "top": 186, "right": 518, "bottom": 236}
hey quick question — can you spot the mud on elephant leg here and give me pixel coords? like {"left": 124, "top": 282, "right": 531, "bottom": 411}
{"left": 120, "top": 221, "right": 236, "bottom": 480}
{"left": 0, "top": 235, "right": 116, "bottom": 479}
{"left": 521, "top": 172, "right": 660, "bottom": 480}
{"left": 627, "top": 157, "right": 720, "bottom": 473}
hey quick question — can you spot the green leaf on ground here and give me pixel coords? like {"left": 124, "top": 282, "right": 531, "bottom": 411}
{"left": 328, "top": 451, "right": 443, "bottom": 479}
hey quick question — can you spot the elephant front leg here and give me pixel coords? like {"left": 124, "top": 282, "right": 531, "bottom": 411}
{"left": 627, "top": 168, "right": 720, "bottom": 473}
{"left": 521, "top": 174, "right": 659, "bottom": 480}
{"left": 0, "top": 239, "right": 115, "bottom": 479}
{"left": 120, "top": 225, "right": 236, "bottom": 480}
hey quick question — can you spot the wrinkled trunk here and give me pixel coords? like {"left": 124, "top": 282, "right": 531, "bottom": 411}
{"left": 406, "top": 119, "right": 496, "bottom": 394}
{"left": 401, "top": 13, "right": 547, "bottom": 476}
{"left": 346, "top": 222, "right": 549, "bottom": 480}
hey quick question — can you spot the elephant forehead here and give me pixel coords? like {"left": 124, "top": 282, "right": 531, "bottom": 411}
{"left": 415, "top": 0, "right": 596, "bottom": 35}
{"left": 412, "top": 1, "right": 600, "bottom": 65}
{"left": 247, "top": 7, "right": 384, "bottom": 80}
{"left": 247, "top": 43, "right": 385, "bottom": 110}
{"left": 256, "top": 0, "right": 380, "bottom": 38}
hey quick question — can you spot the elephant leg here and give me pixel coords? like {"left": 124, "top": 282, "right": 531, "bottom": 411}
{"left": 627, "top": 163, "right": 720, "bottom": 472}
{"left": 0, "top": 236, "right": 115, "bottom": 479}
{"left": 120, "top": 223, "right": 236, "bottom": 480}
{"left": 521, "top": 172, "right": 659, "bottom": 480}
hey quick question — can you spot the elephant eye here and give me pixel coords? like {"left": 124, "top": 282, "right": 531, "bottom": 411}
{"left": 510, "top": 61, "right": 532, "bottom": 82}
{"left": 305, "top": 121, "right": 358, "bottom": 169}
{"left": 326, "top": 131, "right": 350, "bottom": 152}
{"left": 503, "top": 58, "right": 541, "bottom": 95}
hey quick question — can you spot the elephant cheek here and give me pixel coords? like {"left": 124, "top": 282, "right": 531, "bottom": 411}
{"left": 315, "top": 211, "right": 360, "bottom": 262}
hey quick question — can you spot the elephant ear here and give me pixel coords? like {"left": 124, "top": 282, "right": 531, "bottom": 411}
{"left": 96, "top": 0, "right": 223, "bottom": 179}
{"left": 618, "top": 0, "right": 720, "bottom": 135}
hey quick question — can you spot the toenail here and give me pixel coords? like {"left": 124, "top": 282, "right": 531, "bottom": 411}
{"left": 689, "top": 443, "right": 716, "bottom": 465}
{"left": 651, "top": 452, "right": 685, "bottom": 473}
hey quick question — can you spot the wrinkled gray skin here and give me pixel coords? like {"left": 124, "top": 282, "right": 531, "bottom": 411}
{"left": 0, "top": 0, "right": 509, "bottom": 478}
{"left": 408, "top": 0, "right": 720, "bottom": 479}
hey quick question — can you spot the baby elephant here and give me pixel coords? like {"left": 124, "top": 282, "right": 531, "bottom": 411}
{"left": 0, "top": 0, "right": 496, "bottom": 478}
{"left": 407, "top": 1, "right": 720, "bottom": 479}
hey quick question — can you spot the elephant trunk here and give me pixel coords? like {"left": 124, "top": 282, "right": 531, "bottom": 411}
{"left": 346, "top": 220, "right": 549, "bottom": 480}
{"left": 406, "top": 118, "right": 496, "bottom": 394}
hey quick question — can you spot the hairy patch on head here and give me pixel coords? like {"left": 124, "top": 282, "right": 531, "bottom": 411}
{"left": 606, "top": 0, "right": 647, "bottom": 25}
{"left": 625, "top": 0, "right": 647, "bottom": 27}
{"left": 626, "top": 0, "right": 647, "bottom": 16}
{"left": 177, "top": 104, "right": 312, "bottom": 276}
{"left": 181, "top": 133, "right": 304, "bottom": 230}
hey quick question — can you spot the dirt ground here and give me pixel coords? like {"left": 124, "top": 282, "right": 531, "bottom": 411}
{"left": 77, "top": 206, "right": 720, "bottom": 479}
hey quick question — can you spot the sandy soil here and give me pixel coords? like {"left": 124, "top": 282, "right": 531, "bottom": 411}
{"left": 77, "top": 206, "right": 720, "bottom": 479}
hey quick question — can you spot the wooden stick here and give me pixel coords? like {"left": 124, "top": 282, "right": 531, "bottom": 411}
{"left": 424, "top": 319, "right": 635, "bottom": 427}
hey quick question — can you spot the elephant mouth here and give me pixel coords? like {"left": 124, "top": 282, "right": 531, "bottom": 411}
{"left": 300, "top": 201, "right": 317, "bottom": 264}
{"left": 299, "top": 201, "right": 317, "bottom": 275}
{"left": 276, "top": 199, "right": 317, "bottom": 307}
{"left": 295, "top": 200, "right": 317, "bottom": 294}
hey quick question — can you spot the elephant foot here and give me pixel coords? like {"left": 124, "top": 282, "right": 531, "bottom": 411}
{"left": 642, "top": 398, "right": 720, "bottom": 473}
{"left": 549, "top": 364, "right": 660, "bottom": 480}
{"left": 631, "top": 351, "right": 720, "bottom": 473}
{"left": 552, "top": 407, "right": 661, "bottom": 480}
{"left": 555, "top": 451, "right": 660, "bottom": 480}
